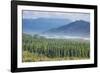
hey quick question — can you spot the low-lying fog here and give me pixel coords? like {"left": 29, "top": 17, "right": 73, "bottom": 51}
{"left": 37, "top": 34, "right": 90, "bottom": 40}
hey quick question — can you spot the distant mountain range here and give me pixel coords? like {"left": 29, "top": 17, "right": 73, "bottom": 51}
{"left": 43, "top": 20, "right": 90, "bottom": 38}
{"left": 23, "top": 18, "right": 71, "bottom": 33}
{"left": 23, "top": 18, "right": 90, "bottom": 38}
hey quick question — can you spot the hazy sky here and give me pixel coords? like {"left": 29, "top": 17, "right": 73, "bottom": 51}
{"left": 22, "top": 10, "right": 90, "bottom": 22}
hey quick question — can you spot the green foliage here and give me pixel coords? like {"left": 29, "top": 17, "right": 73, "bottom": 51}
{"left": 22, "top": 33, "right": 90, "bottom": 62}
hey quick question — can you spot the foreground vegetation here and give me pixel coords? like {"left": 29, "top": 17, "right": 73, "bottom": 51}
{"left": 22, "top": 33, "right": 90, "bottom": 62}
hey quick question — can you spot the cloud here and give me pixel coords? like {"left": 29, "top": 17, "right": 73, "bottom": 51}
{"left": 22, "top": 10, "right": 90, "bottom": 22}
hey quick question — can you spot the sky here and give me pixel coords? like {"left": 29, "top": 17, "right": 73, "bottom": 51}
{"left": 22, "top": 10, "right": 90, "bottom": 22}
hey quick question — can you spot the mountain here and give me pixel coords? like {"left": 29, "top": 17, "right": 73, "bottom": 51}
{"left": 43, "top": 20, "right": 90, "bottom": 37}
{"left": 22, "top": 18, "right": 71, "bottom": 34}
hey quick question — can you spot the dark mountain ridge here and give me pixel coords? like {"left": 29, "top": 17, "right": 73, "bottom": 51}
{"left": 43, "top": 20, "right": 90, "bottom": 38}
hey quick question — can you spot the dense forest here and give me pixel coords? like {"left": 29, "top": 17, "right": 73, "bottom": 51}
{"left": 22, "top": 33, "right": 90, "bottom": 62}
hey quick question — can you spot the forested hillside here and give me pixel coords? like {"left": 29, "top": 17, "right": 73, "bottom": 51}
{"left": 22, "top": 33, "right": 90, "bottom": 62}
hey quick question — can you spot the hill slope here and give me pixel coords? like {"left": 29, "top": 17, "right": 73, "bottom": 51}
{"left": 23, "top": 18, "right": 71, "bottom": 33}
{"left": 43, "top": 20, "right": 90, "bottom": 38}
